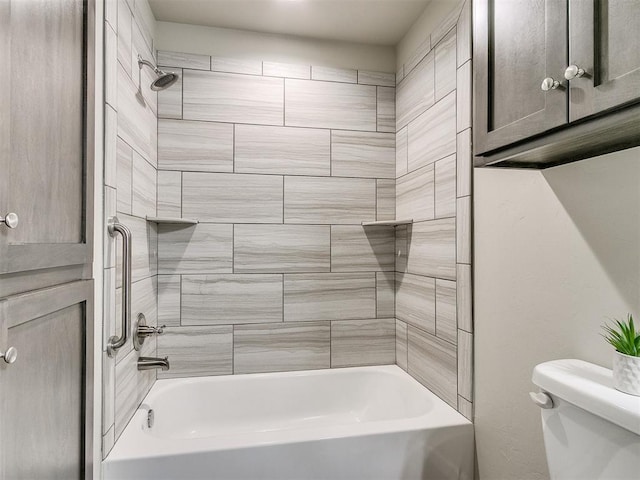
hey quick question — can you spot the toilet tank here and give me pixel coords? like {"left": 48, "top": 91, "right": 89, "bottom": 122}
{"left": 532, "top": 359, "right": 640, "bottom": 480}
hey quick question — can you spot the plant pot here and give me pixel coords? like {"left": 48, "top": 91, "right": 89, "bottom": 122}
{"left": 612, "top": 351, "right": 640, "bottom": 396}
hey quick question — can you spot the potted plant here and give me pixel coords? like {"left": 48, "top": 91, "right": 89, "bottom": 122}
{"left": 603, "top": 314, "right": 640, "bottom": 396}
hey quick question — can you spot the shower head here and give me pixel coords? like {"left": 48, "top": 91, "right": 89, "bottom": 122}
{"left": 137, "top": 55, "right": 179, "bottom": 91}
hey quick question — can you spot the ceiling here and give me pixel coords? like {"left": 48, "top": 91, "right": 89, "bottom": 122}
{"left": 148, "top": 0, "right": 433, "bottom": 46}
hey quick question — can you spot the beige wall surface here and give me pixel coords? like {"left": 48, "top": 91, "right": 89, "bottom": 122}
{"left": 156, "top": 21, "right": 396, "bottom": 72}
{"left": 474, "top": 147, "right": 640, "bottom": 479}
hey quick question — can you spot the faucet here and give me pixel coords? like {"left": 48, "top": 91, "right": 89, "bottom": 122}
{"left": 138, "top": 356, "right": 170, "bottom": 371}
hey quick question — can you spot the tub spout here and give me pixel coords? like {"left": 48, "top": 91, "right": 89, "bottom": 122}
{"left": 138, "top": 356, "right": 170, "bottom": 371}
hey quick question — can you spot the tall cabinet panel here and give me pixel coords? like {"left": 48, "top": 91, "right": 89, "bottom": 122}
{"left": 568, "top": 0, "right": 640, "bottom": 120}
{"left": 474, "top": 0, "right": 568, "bottom": 155}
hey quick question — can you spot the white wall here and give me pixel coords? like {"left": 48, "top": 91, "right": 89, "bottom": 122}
{"left": 156, "top": 21, "right": 396, "bottom": 72}
{"left": 474, "top": 147, "right": 640, "bottom": 479}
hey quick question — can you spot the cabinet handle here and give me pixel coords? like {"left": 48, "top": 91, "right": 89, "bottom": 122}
{"left": 0, "top": 346, "right": 18, "bottom": 364}
{"left": 0, "top": 212, "right": 19, "bottom": 229}
{"left": 564, "top": 64, "right": 586, "bottom": 80}
{"left": 541, "top": 77, "right": 562, "bottom": 91}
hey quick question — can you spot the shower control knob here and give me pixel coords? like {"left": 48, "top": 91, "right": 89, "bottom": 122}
{"left": 541, "top": 77, "right": 561, "bottom": 91}
{"left": 0, "top": 346, "right": 18, "bottom": 364}
{"left": 564, "top": 64, "right": 586, "bottom": 80}
{"left": 1, "top": 212, "right": 19, "bottom": 229}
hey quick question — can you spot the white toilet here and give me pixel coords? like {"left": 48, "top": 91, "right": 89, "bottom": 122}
{"left": 531, "top": 359, "right": 640, "bottom": 479}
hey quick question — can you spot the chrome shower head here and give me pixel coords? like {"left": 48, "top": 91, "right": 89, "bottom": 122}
{"left": 137, "top": 55, "right": 179, "bottom": 91}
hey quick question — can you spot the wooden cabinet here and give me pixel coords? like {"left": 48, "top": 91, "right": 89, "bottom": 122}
{"left": 474, "top": 0, "right": 640, "bottom": 168}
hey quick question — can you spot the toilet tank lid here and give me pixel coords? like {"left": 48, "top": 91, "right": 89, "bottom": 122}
{"left": 532, "top": 359, "right": 640, "bottom": 436}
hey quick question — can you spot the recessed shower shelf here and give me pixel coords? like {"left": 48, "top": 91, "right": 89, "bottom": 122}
{"left": 146, "top": 216, "right": 199, "bottom": 225}
{"left": 361, "top": 219, "right": 413, "bottom": 227}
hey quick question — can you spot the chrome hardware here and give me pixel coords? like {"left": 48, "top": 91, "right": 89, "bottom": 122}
{"left": 0, "top": 346, "right": 17, "bottom": 364}
{"left": 133, "top": 312, "right": 166, "bottom": 351}
{"left": 530, "top": 391, "right": 554, "bottom": 409}
{"left": 147, "top": 409, "right": 155, "bottom": 428}
{"left": 0, "top": 212, "right": 19, "bottom": 229}
{"left": 138, "top": 356, "right": 170, "bottom": 371}
{"left": 107, "top": 216, "right": 133, "bottom": 357}
{"left": 541, "top": 77, "right": 561, "bottom": 91}
{"left": 564, "top": 64, "right": 586, "bottom": 80}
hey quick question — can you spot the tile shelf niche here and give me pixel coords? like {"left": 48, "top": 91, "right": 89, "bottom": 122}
{"left": 146, "top": 216, "right": 199, "bottom": 225}
{"left": 361, "top": 219, "right": 413, "bottom": 227}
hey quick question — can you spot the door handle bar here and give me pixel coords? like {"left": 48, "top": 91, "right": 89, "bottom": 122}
{"left": 107, "top": 216, "right": 132, "bottom": 357}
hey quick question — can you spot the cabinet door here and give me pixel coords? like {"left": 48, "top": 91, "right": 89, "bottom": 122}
{"left": 474, "top": 0, "right": 568, "bottom": 155}
{"left": 569, "top": 0, "right": 640, "bottom": 121}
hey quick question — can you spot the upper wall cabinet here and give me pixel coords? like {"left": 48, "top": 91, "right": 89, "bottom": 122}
{"left": 474, "top": 0, "right": 640, "bottom": 168}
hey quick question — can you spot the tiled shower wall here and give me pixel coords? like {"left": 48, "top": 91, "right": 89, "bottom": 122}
{"left": 103, "top": 0, "right": 159, "bottom": 456}
{"left": 154, "top": 51, "right": 398, "bottom": 378}
{"left": 394, "top": 0, "right": 473, "bottom": 419}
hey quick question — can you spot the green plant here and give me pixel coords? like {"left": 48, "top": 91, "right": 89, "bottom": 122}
{"left": 602, "top": 314, "right": 640, "bottom": 357}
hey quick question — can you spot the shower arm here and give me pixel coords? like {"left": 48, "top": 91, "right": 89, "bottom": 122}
{"left": 138, "top": 54, "right": 160, "bottom": 74}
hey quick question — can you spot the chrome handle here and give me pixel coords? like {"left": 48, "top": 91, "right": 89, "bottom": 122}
{"left": 541, "top": 77, "right": 561, "bottom": 91}
{"left": 564, "top": 64, "right": 586, "bottom": 80}
{"left": 107, "top": 216, "right": 132, "bottom": 357}
{"left": 530, "top": 391, "right": 554, "bottom": 409}
{"left": 133, "top": 312, "right": 166, "bottom": 351}
{"left": 0, "top": 346, "right": 18, "bottom": 364}
{"left": 1, "top": 212, "right": 19, "bottom": 229}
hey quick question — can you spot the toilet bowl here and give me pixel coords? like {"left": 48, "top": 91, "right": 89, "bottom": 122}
{"left": 531, "top": 359, "right": 640, "bottom": 479}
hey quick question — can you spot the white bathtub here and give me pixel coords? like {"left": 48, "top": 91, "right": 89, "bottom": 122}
{"left": 103, "top": 365, "right": 474, "bottom": 480}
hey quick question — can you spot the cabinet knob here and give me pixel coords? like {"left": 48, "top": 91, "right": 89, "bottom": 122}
{"left": 1, "top": 212, "right": 19, "bottom": 229}
{"left": 541, "top": 77, "right": 561, "bottom": 91}
{"left": 564, "top": 64, "right": 586, "bottom": 80}
{"left": 0, "top": 346, "right": 18, "bottom": 364}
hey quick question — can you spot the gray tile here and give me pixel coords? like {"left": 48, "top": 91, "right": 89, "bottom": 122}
{"left": 457, "top": 60, "right": 472, "bottom": 133}
{"left": 431, "top": 2, "right": 462, "bottom": 47}
{"left": 331, "top": 131, "right": 395, "bottom": 179}
{"left": 117, "top": 0, "right": 132, "bottom": 77}
{"left": 396, "top": 66, "right": 404, "bottom": 86}
{"left": 285, "top": 79, "right": 377, "bottom": 131}
{"left": 376, "top": 272, "right": 395, "bottom": 318}
{"left": 395, "top": 272, "right": 436, "bottom": 334}
{"left": 358, "top": 70, "right": 395, "bottom": 87}
{"left": 284, "top": 273, "right": 376, "bottom": 322}
{"left": 211, "top": 57, "right": 262, "bottom": 75}
{"left": 134, "top": 0, "right": 155, "bottom": 54}
{"left": 234, "top": 322, "right": 330, "bottom": 374}
{"left": 403, "top": 36, "right": 431, "bottom": 77}
{"left": 182, "top": 172, "right": 283, "bottom": 223}
{"left": 116, "top": 137, "right": 132, "bottom": 215}
{"left": 157, "top": 170, "right": 181, "bottom": 218}
{"left": 331, "top": 225, "right": 395, "bottom": 272}
{"left": 263, "top": 61, "right": 310, "bottom": 79}
{"left": 183, "top": 70, "right": 284, "bottom": 125}
{"left": 105, "top": 105, "right": 117, "bottom": 189}
{"left": 397, "top": 51, "right": 434, "bottom": 130}
{"left": 158, "top": 275, "right": 181, "bottom": 327}
{"left": 406, "top": 218, "right": 456, "bottom": 280}
{"left": 458, "top": 395, "right": 473, "bottom": 421}
{"left": 105, "top": 0, "right": 117, "bottom": 31}
{"left": 182, "top": 274, "right": 283, "bottom": 325}
{"left": 132, "top": 153, "right": 156, "bottom": 218}
{"left": 235, "top": 125, "right": 330, "bottom": 176}
{"left": 435, "top": 29, "right": 457, "bottom": 103}
{"left": 435, "top": 154, "right": 457, "bottom": 218}
{"left": 131, "top": 21, "right": 158, "bottom": 115}
{"left": 157, "top": 67, "right": 182, "bottom": 119}
{"left": 284, "top": 177, "right": 376, "bottom": 224}
{"left": 102, "top": 426, "right": 115, "bottom": 460}
{"left": 377, "top": 86, "right": 396, "bottom": 133}
{"left": 395, "top": 225, "right": 408, "bottom": 273}
{"left": 457, "top": 264, "right": 473, "bottom": 333}
{"left": 157, "top": 50, "right": 210, "bottom": 70}
{"left": 117, "top": 63, "right": 157, "bottom": 167}
{"left": 408, "top": 326, "right": 457, "bottom": 407}
{"left": 234, "top": 224, "right": 331, "bottom": 273}
{"left": 158, "top": 119, "right": 233, "bottom": 172}
{"left": 158, "top": 223, "right": 233, "bottom": 274}
{"left": 397, "top": 163, "right": 435, "bottom": 222}
{"left": 396, "top": 126, "right": 408, "bottom": 178}
{"left": 457, "top": 1, "right": 472, "bottom": 67}
{"left": 158, "top": 326, "right": 233, "bottom": 378}
{"left": 456, "top": 129, "right": 472, "bottom": 198}
{"left": 105, "top": 23, "right": 117, "bottom": 109}
{"left": 458, "top": 329, "right": 473, "bottom": 401}
{"left": 396, "top": 319, "right": 408, "bottom": 370}
{"left": 436, "top": 279, "right": 457, "bottom": 344}
{"left": 114, "top": 348, "right": 155, "bottom": 438}
{"left": 376, "top": 179, "right": 395, "bottom": 221}
{"left": 311, "top": 65, "right": 357, "bottom": 83}
{"left": 331, "top": 318, "right": 395, "bottom": 367}
{"left": 408, "top": 90, "right": 456, "bottom": 172}
{"left": 457, "top": 196, "right": 472, "bottom": 264}
{"left": 102, "top": 351, "right": 115, "bottom": 433}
